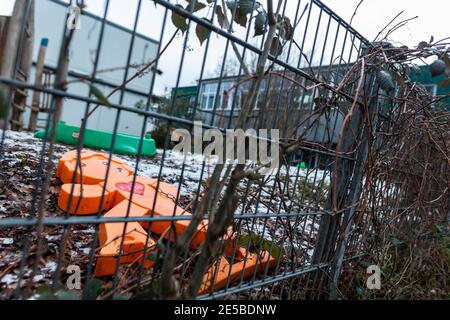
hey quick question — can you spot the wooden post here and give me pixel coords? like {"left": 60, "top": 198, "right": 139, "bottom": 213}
{"left": 0, "top": 2, "right": 27, "bottom": 128}
{"left": 0, "top": 15, "right": 11, "bottom": 128}
{"left": 0, "top": 1, "right": 29, "bottom": 76}
{"left": 28, "top": 38, "right": 48, "bottom": 132}
{"left": 0, "top": 16, "right": 11, "bottom": 63}
{"left": 0, "top": 0, "right": 34, "bottom": 131}
{"left": 10, "top": 0, "right": 35, "bottom": 131}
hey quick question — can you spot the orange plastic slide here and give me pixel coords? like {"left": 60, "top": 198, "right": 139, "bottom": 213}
{"left": 56, "top": 149, "right": 278, "bottom": 291}
{"left": 199, "top": 251, "right": 278, "bottom": 295}
{"left": 95, "top": 200, "right": 156, "bottom": 277}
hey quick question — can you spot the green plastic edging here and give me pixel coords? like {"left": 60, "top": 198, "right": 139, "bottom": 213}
{"left": 34, "top": 121, "right": 156, "bottom": 157}
{"left": 298, "top": 162, "right": 308, "bottom": 170}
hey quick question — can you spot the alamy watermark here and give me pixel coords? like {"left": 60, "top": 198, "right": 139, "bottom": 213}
{"left": 366, "top": 265, "right": 381, "bottom": 290}
{"left": 66, "top": 265, "right": 81, "bottom": 290}
{"left": 66, "top": 5, "right": 81, "bottom": 30}
{"left": 171, "top": 121, "right": 280, "bottom": 176}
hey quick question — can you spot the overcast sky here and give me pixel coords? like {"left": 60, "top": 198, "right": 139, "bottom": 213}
{"left": 2, "top": 0, "right": 447, "bottom": 45}
{"left": 321, "top": 0, "right": 449, "bottom": 46}
{"left": 1, "top": 0, "right": 449, "bottom": 95}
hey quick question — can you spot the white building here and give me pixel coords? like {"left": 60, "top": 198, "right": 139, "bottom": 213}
{"left": 23, "top": 0, "right": 160, "bottom": 135}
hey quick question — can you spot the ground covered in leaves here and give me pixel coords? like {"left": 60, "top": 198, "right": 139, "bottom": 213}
{"left": 0, "top": 130, "right": 325, "bottom": 299}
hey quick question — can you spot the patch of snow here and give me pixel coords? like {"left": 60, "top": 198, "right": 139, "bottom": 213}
{"left": 1, "top": 274, "right": 18, "bottom": 286}
{"left": 42, "top": 261, "right": 57, "bottom": 273}
{"left": 0, "top": 238, "right": 14, "bottom": 245}
{"left": 81, "top": 228, "right": 96, "bottom": 234}
{"left": 33, "top": 275, "right": 44, "bottom": 282}
{"left": 0, "top": 129, "right": 35, "bottom": 141}
{"left": 45, "top": 235, "right": 60, "bottom": 242}
{"left": 74, "top": 241, "right": 84, "bottom": 248}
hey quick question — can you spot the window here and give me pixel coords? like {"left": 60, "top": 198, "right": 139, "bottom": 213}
{"left": 200, "top": 82, "right": 218, "bottom": 110}
{"left": 294, "top": 92, "right": 315, "bottom": 110}
{"left": 226, "top": 90, "right": 242, "bottom": 111}
{"left": 423, "top": 84, "right": 437, "bottom": 96}
{"left": 422, "top": 84, "right": 439, "bottom": 109}
{"left": 220, "top": 82, "right": 233, "bottom": 110}
{"left": 200, "top": 81, "right": 245, "bottom": 111}
{"left": 253, "top": 80, "right": 270, "bottom": 110}
{"left": 303, "top": 94, "right": 314, "bottom": 105}
{"left": 201, "top": 93, "right": 215, "bottom": 110}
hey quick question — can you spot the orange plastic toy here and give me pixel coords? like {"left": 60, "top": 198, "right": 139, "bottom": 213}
{"left": 96, "top": 200, "right": 156, "bottom": 277}
{"left": 56, "top": 149, "right": 134, "bottom": 184}
{"left": 56, "top": 149, "right": 278, "bottom": 291}
{"left": 199, "top": 251, "right": 278, "bottom": 295}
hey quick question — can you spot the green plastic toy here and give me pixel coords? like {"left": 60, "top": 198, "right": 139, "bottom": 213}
{"left": 34, "top": 121, "right": 156, "bottom": 157}
{"left": 298, "top": 162, "right": 308, "bottom": 170}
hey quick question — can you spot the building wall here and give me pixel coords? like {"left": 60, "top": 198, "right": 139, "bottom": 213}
{"left": 22, "top": 0, "right": 159, "bottom": 135}
{"left": 194, "top": 76, "right": 343, "bottom": 141}
{"left": 411, "top": 65, "right": 450, "bottom": 109}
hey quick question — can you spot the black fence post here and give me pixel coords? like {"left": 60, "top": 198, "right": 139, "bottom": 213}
{"left": 311, "top": 57, "right": 379, "bottom": 299}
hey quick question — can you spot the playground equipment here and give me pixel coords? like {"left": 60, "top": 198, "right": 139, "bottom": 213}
{"left": 35, "top": 121, "right": 157, "bottom": 157}
{"left": 56, "top": 149, "right": 277, "bottom": 293}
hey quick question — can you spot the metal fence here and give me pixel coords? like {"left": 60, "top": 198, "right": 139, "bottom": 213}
{"left": 0, "top": 0, "right": 383, "bottom": 300}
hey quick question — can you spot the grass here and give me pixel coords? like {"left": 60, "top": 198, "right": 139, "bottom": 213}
{"left": 339, "top": 222, "right": 450, "bottom": 300}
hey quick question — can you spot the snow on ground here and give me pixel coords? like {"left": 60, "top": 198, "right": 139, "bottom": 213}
{"left": 0, "top": 130, "right": 327, "bottom": 298}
